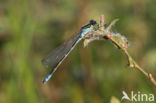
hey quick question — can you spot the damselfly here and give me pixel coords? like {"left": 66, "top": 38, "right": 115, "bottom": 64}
{"left": 42, "top": 20, "right": 97, "bottom": 83}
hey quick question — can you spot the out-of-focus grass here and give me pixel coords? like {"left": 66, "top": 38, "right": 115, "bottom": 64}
{"left": 0, "top": 0, "right": 156, "bottom": 103}
{"left": 1, "top": 0, "right": 40, "bottom": 103}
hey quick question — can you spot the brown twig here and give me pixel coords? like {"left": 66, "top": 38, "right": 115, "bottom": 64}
{"left": 110, "top": 34, "right": 156, "bottom": 87}
{"left": 88, "top": 15, "right": 156, "bottom": 87}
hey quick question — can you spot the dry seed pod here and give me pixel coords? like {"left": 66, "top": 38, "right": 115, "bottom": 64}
{"left": 111, "top": 33, "right": 128, "bottom": 49}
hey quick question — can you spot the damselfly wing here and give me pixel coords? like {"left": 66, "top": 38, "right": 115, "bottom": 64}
{"left": 42, "top": 20, "right": 97, "bottom": 83}
{"left": 42, "top": 31, "right": 81, "bottom": 68}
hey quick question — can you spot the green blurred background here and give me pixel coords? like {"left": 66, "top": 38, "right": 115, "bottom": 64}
{"left": 0, "top": 0, "right": 156, "bottom": 103}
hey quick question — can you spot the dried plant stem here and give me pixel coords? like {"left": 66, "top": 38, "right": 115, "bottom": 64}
{"left": 90, "top": 15, "right": 156, "bottom": 87}
{"left": 110, "top": 36, "right": 156, "bottom": 87}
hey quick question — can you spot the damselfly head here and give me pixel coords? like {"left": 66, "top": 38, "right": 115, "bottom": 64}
{"left": 89, "top": 20, "right": 97, "bottom": 25}
{"left": 90, "top": 19, "right": 99, "bottom": 30}
{"left": 81, "top": 20, "right": 97, "bottom": 29}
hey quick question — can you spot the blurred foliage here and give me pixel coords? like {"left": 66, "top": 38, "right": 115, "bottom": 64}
{"left": 0, "top": 0, "right": 156, "bottom": 103}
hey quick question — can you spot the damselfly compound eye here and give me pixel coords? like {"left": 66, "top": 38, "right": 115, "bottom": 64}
{"left": 90, "top": 20, "right": 97, "bottom": 25}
